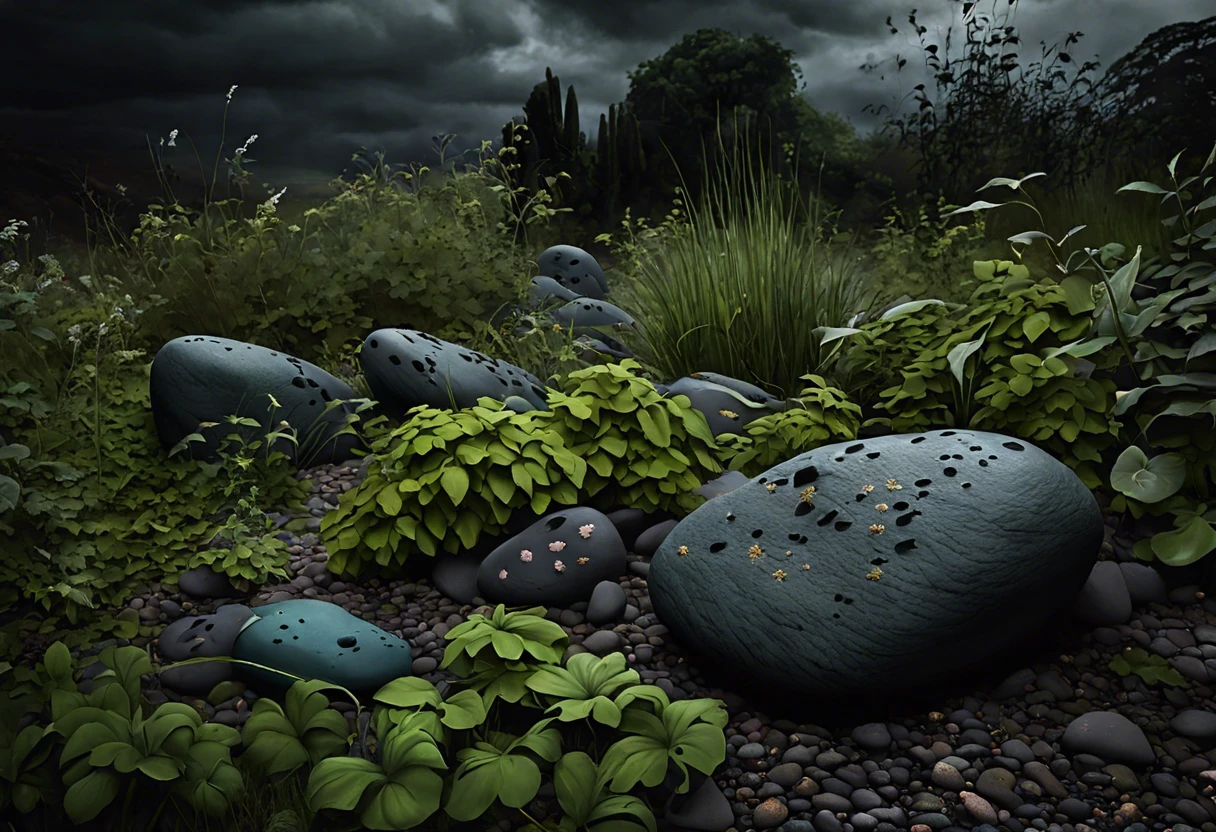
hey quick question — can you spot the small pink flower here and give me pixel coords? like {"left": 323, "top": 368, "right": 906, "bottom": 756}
{"left": 519, "top": 549, "right": 533, "bottom": 562}
{"left": 549, "top": 540, "right": 567, "bottom": 552}
{"left": 579, "top": 524, "right": 595, "bottom": 539}
{"left": 498, "top": 569, "right": 508, "bottom": 580}
{"left": 553, "top": 560, "right": 565, "bottom": 572}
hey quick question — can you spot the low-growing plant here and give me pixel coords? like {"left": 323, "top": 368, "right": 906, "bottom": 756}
{"left": 1108, "top": 646, "right": 1187, "bottom": 687}
{"left": 546, "top": 360, "right": 722, "bottom": 514}
{"left": 714, "top": 374, "right": 863, "bottom": 477}
{"left": 319, "top": 402, "right": 588, "bottom": 579}
{"left": 817, "top": 256, "right": 1123, "bottom": 488}
{"left": 440, "top": 604, "right": 570, "bottom": 709}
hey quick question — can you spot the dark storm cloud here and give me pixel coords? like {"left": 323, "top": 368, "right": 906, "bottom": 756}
{"left": 0, "top": 0, "right": 1211, "bottom": 188}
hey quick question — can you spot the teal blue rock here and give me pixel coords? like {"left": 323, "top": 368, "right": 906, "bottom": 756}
{"left": 232, "top": 599, "right": 413, "bottom": 696}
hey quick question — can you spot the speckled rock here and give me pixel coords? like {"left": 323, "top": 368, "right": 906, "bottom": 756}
{"left": 647, "top": 429, "right": 1104, "bottom": 701}
{"left": 359, "top": 328, "right": 549, "bottom": 413}
{"left": 477, "top": 508, "right": 626, "bottom": 607}
{"left": 536, "top": 245, "right": 609, "bottom": 299}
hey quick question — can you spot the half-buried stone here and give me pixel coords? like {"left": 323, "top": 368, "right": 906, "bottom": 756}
{"left": 477, "top": 508, "right": 626, "bottom": 607}
{"left": 646, "top": 429, "right": 1104, "bottom": 702}
{"left": 149, "top": 336, "right": 365, "bottom": 467}
{"left": 664, "top": 376, "right": 786, "bottom": 438}
{"left": 359, "top": 329, "right": 550, "bottom": 412}
{"left": 232, "top": 599, "right": 413, "bottom": 698}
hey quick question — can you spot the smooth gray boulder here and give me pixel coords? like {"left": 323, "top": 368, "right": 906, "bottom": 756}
{"left": 149, "top": 336, "right": 365, "bottom": 467}
{"left": 359, "top": 329, "right": 549, "bottom": 412}
{"left": 647, "top": 430, "right": 1104, "bottom": 701}
{"left": 536, "top": 245, "right": 609, "bottom": 299}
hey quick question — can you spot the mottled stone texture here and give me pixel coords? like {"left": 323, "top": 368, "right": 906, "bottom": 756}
{"left": 647, "top": 430, "right": 1104, "bottom": 699}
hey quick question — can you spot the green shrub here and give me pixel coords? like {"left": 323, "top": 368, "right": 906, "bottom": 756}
{"left": 715, "top": 374, "right": 862, "bottom": 477}
{"left": 546, "top": 360, "right": 722, "bottom": 514}
{"left": 319, "top": 402, "right": 587, "bottom": 579}
{"left": 860, "top": 194, "right": 993, "bottom": 309}
{"left": 820, "top": 260, "right": 1121, "bottom": 487}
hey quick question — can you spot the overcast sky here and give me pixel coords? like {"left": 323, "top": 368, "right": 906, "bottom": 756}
{"left": 2, "top": 0, "right": 1212, "bottom": 189}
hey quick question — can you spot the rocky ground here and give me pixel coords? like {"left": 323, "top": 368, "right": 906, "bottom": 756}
{"left": 54, "top": 460, "right": 1216, "bottom": 832}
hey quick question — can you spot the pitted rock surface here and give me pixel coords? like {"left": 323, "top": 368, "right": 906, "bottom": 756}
{"left": 233, "top": 599, "right": 413, "bottom": 696}
{"left": 647, "top": 429, "right": 1104, "bottom": 700}
{"left": 551, "top": 298, "right": 635, "bottom": 330}
{"left": 536, "top": 244, "right": 609, "bottom": 299}
{"left": 360, "top": 328, "right": 550, "bottom": 412}
{"left": 477, "top": 507, "right": 627, "bottom": 606}
{"left": 149, "top": 335, "right": 364, "bottom": 467}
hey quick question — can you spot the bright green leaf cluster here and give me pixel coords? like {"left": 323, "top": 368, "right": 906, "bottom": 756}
{"left": 547, "top": 359, "right": 723, "bottom": 514}
{"left": 715, "top": 374, "right": 863, "bottom": 477}
{"left": 319, "top": 403, "right": 588, "bottom": 578}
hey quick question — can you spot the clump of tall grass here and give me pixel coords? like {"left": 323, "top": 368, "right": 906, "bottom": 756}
{"left": 600, "top": 116, "right": 881, "bottom": 400}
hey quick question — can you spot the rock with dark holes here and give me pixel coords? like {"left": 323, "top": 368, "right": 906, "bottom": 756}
{"left": 551, "top": 298, "right": 635, "bottom": 330}
{"left": 232, "top": 599, "right": 413, "bottom": 697}
{"left": 664, "top": 376, "right": 786, "bottom": 437}
{"left": 647, "top": 430, "right": 1104, "bottom": 700}
{"left": 359, "top": 329, "right": 549, "bottom": 413}
{"left": 536, "top": 245, "right": 609, "bottom": 299}
{"left": 149, "top": 336, "right": 365, "bottom": 467}
{"left": 156, "top": 604, "right": 257, "bottom": 695}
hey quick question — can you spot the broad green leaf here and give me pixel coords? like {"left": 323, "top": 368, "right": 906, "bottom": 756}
{"left": 440, "top": 467, "right": 470, "bottom": 505}
{"left": 307, "top": 757, "right": 388, "bottom": 813}
{"left": 63, "top": 769, "right": 122, "bottom": 824}
{"left": 1151, "top": 516, "right": 1216, "bottom": 567}
{"left": 1110, "top": 447, "right": 1186, "bottom": 503}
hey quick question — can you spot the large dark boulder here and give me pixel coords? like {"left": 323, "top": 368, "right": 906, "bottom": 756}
{"left": 149, "top": 336, "right": 365, "bottom": 467}
{"left": 359, "top": 329, "right": 549, "bottom": 413}
{"left": 646, "top": 429, "right": 1104, "bottom": 701}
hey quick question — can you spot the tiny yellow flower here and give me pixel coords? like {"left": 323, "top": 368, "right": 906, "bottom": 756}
{"left": 677, "top": 545, "right": 689, "bottom": 557}
{"left": 862, "top": 484, "right": 875, "bottom": 494}
{"left": 866, "top": 567, "right": 883, "bottom": 581}
{"left": 719, "top": 409, "right": 738, "bottom": 419}
{"left": 869, "top": 523, "right": 885, "bottom": 535}
{"left": 766, "top": 483, "right": 777, "bottom": 493}
{"left": 875, "top": 503, "right": 888, "bottom": 512}
{"left": 773, "top": 569, "right": 788, "bottom": 581}
{"left": 553, "top": 323, "right": 563, "bottom": 332}
{"left": 748, "top": 544, "right": 763, "bottom": 560}
{"left": 799, "top": 486, "right": 816, "bottom": 504}
{"left": 886, "top": 479, "right": 902, "bottom": 491}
